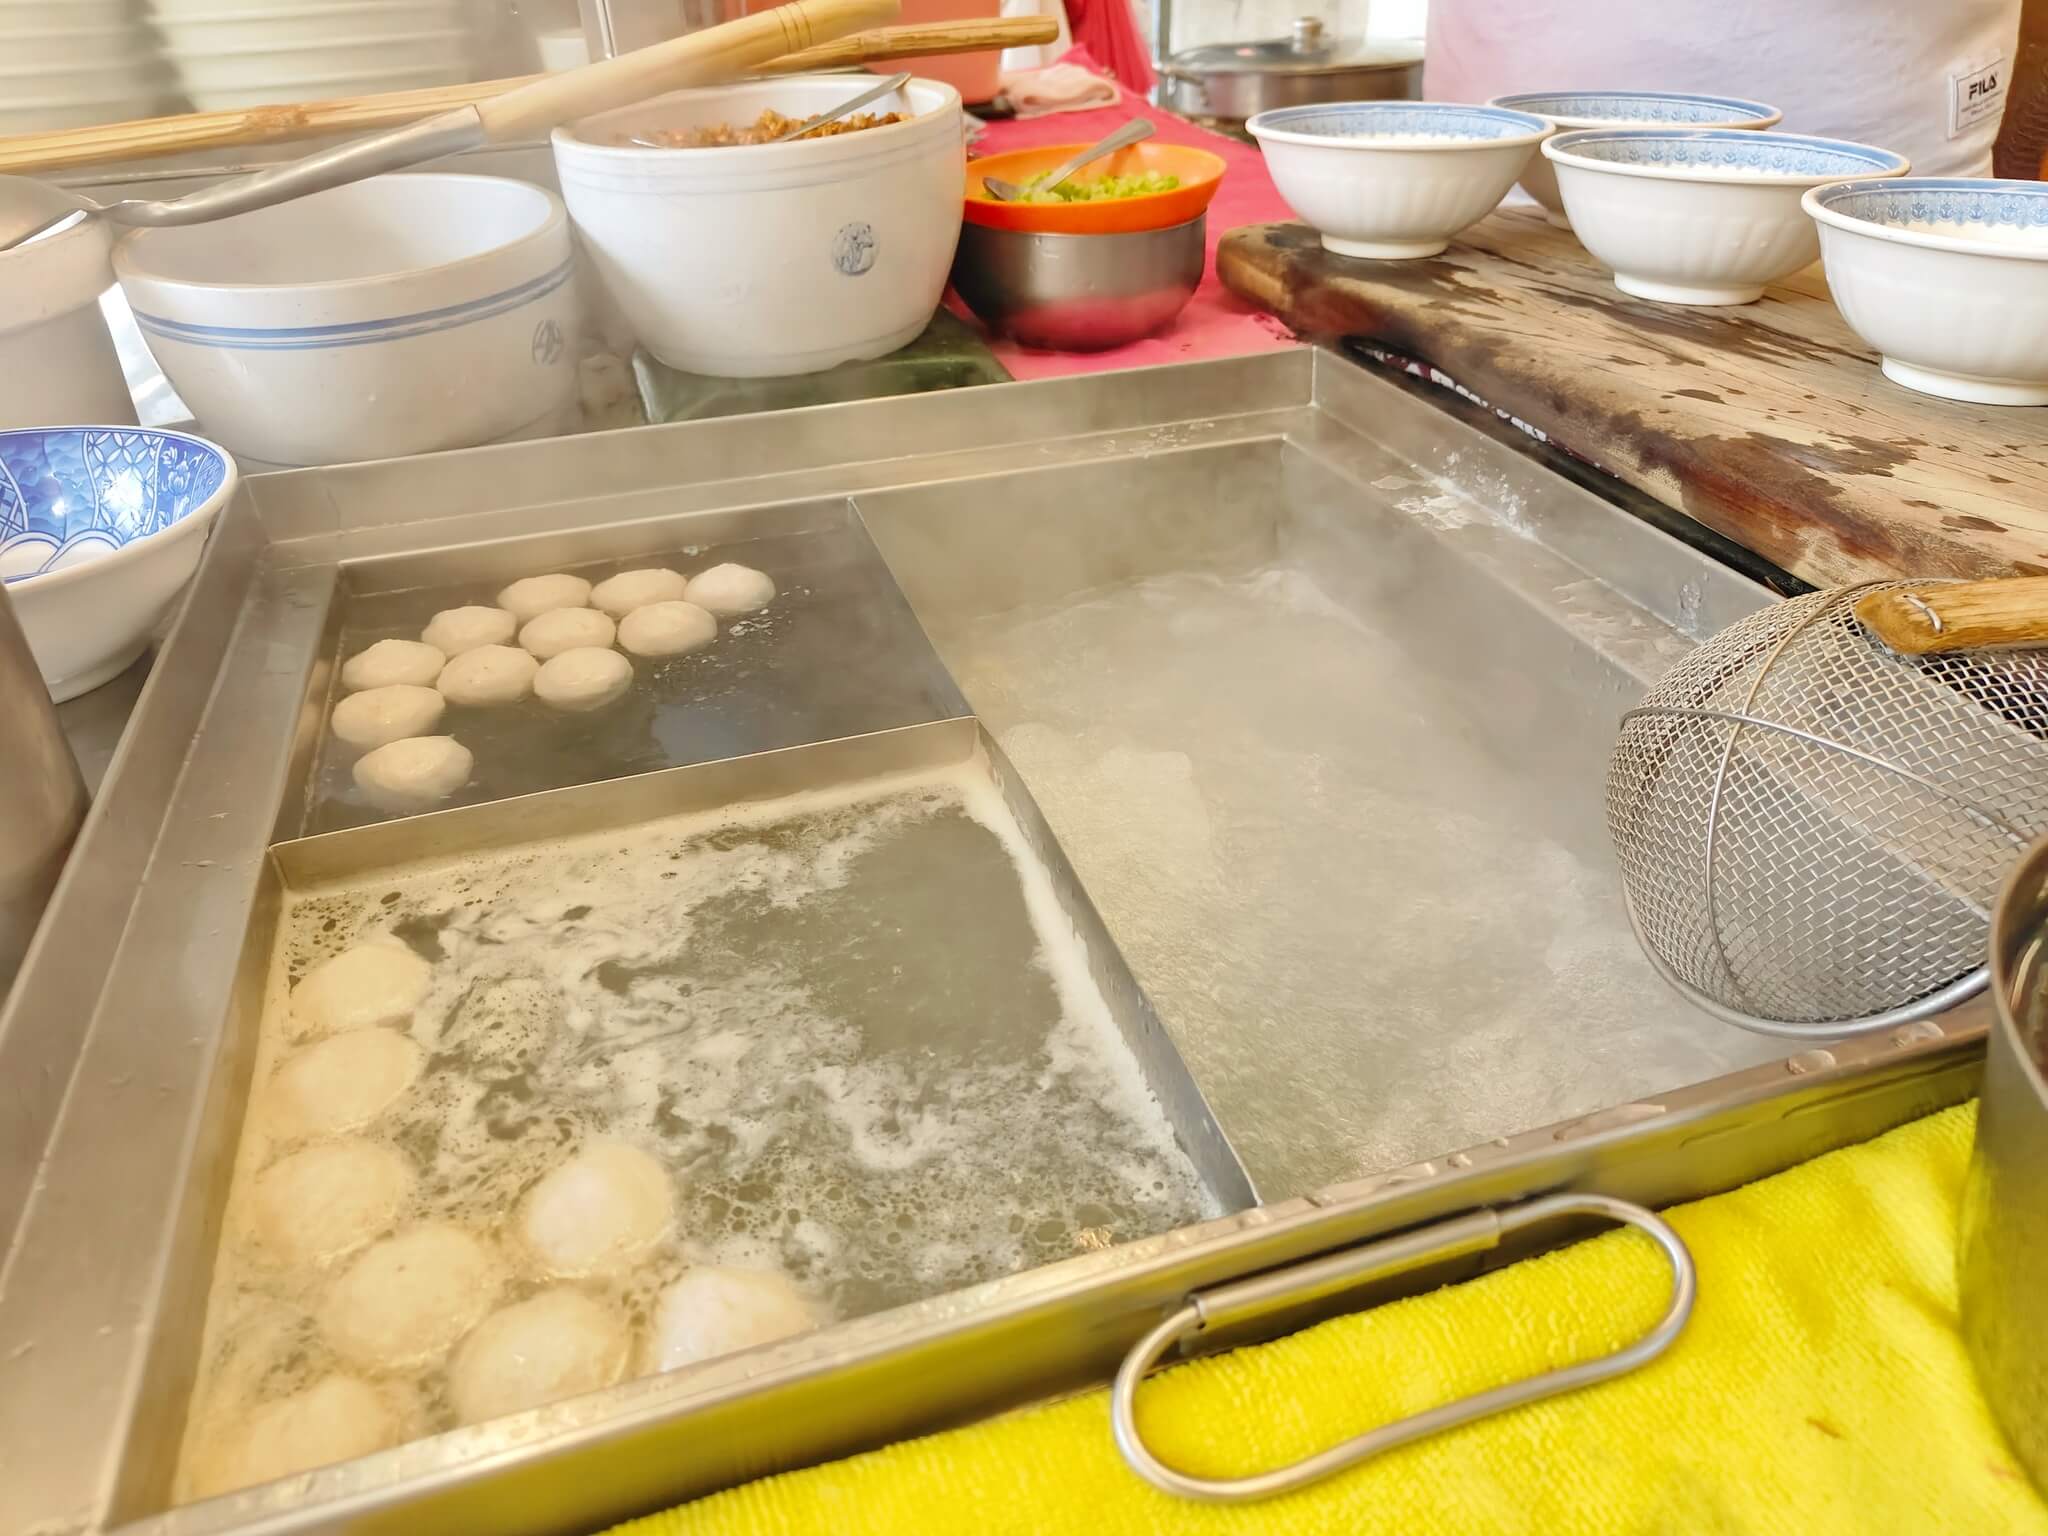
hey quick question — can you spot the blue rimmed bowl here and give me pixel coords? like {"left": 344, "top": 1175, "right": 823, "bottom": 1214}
{"left": 1, "top": 425, "right": 235, "bottom": 699}
{"left": 1541, "top": 128, "right": 1910, "bottom": 304}
{"left": 113, "top": 172, "right": 579, "bottom": 469}
{"left": 1806, "top": 178, "right": 2048, "bottom": 405}
{"left": 1487, "top": 91, "right": 1781, "bottom": 226}
{"left": 1247, "top": 102, "right": 1552, "bottom": 260}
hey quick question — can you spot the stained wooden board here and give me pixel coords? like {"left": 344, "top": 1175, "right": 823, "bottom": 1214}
{"left": 1218, "top": 215, "right": 2048, "bottom": 587}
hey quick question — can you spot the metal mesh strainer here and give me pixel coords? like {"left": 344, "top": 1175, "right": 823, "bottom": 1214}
{"left": 1607, "top": 580, "right": 2048, "bottom": 1037}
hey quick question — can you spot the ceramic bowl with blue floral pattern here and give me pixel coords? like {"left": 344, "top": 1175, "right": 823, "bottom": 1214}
{"left": 1, "top": 426, "right": 236, "bottom": 700}
{"left": 1541, "top": 128, "right": 1911, "bottom": 305}
{"left": 1487, "top": 92, "right": 1782, "bottom": 225}
{"left": 1805, "top": 178, "right": 2048, "bottom": 405}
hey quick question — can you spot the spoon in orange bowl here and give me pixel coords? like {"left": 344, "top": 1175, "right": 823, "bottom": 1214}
{"left": 980, "top": 116, "right": 1155, "bottom": 201}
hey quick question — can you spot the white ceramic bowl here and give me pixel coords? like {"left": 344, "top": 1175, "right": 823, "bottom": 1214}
{"left": 151, "top": 1, "right": 466, "bottom": 49}
{"left": 1487, "top": 91, "right": 1781, "bottom": 226}
{"left": 114, "top": 173, "right": 581, "bottom": 467}
{"left": 0, "top": 24, "right": 147, "bottom": 65}
{"left": 0, "top": 186, "right": 136, "bottom": 429}
{"left": 1, "top": 426, "right": 236, "bottom": 700}
{"left": 1544, "top": 128, "right": 1910, "bottom": 304}
{"left": 1246, "top": 101, "right": 1551, "bottom": 260}
{"left": 0, "top": 0, "right": 131, "bottom": 31}
{"left": 1806, "top": 178, "right": 2048, "bottom": 406}
{"left": 0, "top": 53, "right": 161, "bottom": 99}
{"left": 553, "top": 75, "right": 964, "bottom": 377}
{"left": 166, "top": 32, "right": 469, "bottom": 92}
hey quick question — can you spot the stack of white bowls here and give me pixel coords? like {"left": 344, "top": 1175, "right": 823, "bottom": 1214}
{"left": 0, "top": 0, "right": 169, "bottom": 134}
{"left": 149, "top": 0, "right": 473, "bottom": 112}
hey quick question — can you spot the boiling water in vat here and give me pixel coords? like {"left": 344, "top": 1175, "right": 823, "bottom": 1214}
{"left": 919, "top": 555, "right": 1782, "bottom": 1196}
{"left": 175, "top": 764, "right": 1212, "bottom": 1501}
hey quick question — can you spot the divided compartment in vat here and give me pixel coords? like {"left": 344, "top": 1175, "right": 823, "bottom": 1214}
{"left": 152, "top": 717, "right": 1251, "bottom": 1509}
{"left": 854, "top": 438, "right": 1789, "bottom": 1198}
{"left": 290, "top": 497, "right": 969, "bottom": 837}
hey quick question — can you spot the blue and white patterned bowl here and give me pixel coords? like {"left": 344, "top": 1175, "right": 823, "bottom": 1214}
{"left": 1247, "top": 102, "right": 1552, "bottom": 260}
{"left": 1804, "top": 179, "right": 2048, "bottom": 405}
{"left": 1, "top": 426, "right": 236, "bottom": 700}
{"left": 1540, "top": 129, "right": 1911, "bottom": 305}
{"left": 1488, "top": 93, "right": 1781, "bottom": 224}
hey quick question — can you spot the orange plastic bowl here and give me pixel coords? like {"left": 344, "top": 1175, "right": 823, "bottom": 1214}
{"left": 964, "top": 142, "right": 1227, "bottom": 234}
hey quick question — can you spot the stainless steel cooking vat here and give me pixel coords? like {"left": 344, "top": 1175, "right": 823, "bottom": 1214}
{"left": 0, "top": 579, "right": 86, "bottom": 994}
{"left": 1965, "top": 833, "right": 2048, "bottom": 1492}
{"left": 1158, "top": 19, "right": 1423, "bottom": 127}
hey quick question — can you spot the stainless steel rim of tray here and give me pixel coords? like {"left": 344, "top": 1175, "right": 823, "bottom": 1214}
{"left": 0, "top": 347, "right": 1988, "bottom": 1536}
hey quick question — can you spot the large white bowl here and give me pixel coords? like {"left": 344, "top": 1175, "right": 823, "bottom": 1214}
{"left": 1487, "top": 91, "right": 1781, "bottom": 226}
{"left": 0, "top": 187, "right": 136, "bottom": 429}
{"left": 1246, "top": 102, "right": 1551, "bottom": 260}
{"left": 1806, "top": 178, "right": 2048, "bottom": 406}
{"left": 1544, "top": 128, "right": 1910, "bottom": 305}
{"left": 553, "top": 75, "right": 964, "bottom": 378}
{"left": 166, "top": 32, "right": 469, "bottom": 92}
{"left": 154, "top": 2, "right": 464, "bottom": 49}
{"left": 1, "top": 426, "right": 236, "bottom": 700}
{"left": 114, "top": 173, "right": 581, "bottom": 467}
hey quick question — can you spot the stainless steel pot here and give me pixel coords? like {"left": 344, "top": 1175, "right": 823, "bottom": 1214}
{"left": 1964, "top": 833, "right": 2048, "bottom": 1491}
{"left": 951, "top": 214, "right": 1206, "bottom": 351}
{"left": 1158, "top": 18, "right": 1422, "bottom": 126}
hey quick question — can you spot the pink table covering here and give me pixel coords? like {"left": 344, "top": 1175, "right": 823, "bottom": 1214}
{"left": 953, "top": 56, "right": 1301, "bottom": 380}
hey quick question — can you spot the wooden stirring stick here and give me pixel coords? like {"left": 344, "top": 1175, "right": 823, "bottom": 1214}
{"left": 0, "top": 16, "right": 1055, "bottom": 176}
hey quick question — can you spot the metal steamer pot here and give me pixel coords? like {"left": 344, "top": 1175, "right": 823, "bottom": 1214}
{"left": 1158, "top": 17, "right": 1422, "bottom": 126}
{"left": 1965, "top": 833, "right": 2048, "bottom": 1492}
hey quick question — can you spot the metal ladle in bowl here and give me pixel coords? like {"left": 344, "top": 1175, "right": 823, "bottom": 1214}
{"left": 626, "top": 70, "right": 912, "bottom": 147}
{"left": 0, "top": 0, "right": 899, "bottom": 254}
{"left": 980, "top": 116, "right": 1155, "bottom": 201}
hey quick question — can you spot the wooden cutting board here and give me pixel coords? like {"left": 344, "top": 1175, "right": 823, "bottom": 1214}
{"left": 1218, "top": 214, "right": 2048, "bottom": 588}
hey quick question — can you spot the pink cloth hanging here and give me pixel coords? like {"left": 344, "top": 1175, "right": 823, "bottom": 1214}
{"left": 1059, "top": 0, "right": 1154, "bottom": 93}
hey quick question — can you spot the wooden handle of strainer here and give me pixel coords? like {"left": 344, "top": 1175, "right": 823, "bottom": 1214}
{"left": 1853, "top": 577, "right": 2048, "bottom": 655}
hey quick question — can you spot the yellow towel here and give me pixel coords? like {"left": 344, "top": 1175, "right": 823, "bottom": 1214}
{"left": 612, "top": 1104, "right": 2046, "bottom": 1536}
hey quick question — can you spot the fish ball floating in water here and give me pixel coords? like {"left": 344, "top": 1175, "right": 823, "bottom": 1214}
{"left": 449, "top": 1288, "right": 630, "bottom": 1426}
{"left": 330, "top": 684, "right": 444, "bottom": 751}
{"left": 421, "top": 605, "right": 516, "bottom": 657}
{"left": 267, "top": 1027, "right": 423, "bottom": 1139}
{"left": 340, "top": 638, "right": 444, "bottom": 692}
{"left": 518, "top": 1141, "right": 674, "bottom": 1279}
{"left": 684, "top": 563, "right": 774, "bottom": 617}
{"left": 436, "top": 644, "right": 539, "bottom": 707}
{"left": 518, "top": 607, "right": 615, "bottom": 660}
{"left": 642, "top": 1266, "right": 819, "bottom": 1375}
{"left": 247, "top": 1140, "right": 413, "bottom": 1270}
{"left": 534, "top": 648, "right": 632, "bottom": 712}
{"left": 353, "top": 736, "right": 473, "bottom": 811}
{"left": 187, "top": 1375, "right": 399, "bottom": 1499}
{"left": 321, "top": 1223, "right": 500, "bottom": 1372}
{"left": 496, "top": 573, "right": 592, "bottom": 624}
{"left": 617, "top": 600, "right": 717, "bottom": 658}
{"left": 590, "top": 567, "right": 687, "bottom": 618}
{"left": 289, "top": 941, "right": 430, "bottom": 1038}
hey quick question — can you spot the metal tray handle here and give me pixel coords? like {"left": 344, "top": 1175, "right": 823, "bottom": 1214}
{"left": 1110, "top": 1192, "right": 1696, "bottom": 1503}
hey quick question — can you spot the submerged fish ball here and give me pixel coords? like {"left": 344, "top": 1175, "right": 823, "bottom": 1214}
{"left": 248, "top": 1140, "right": 413, "bottom": 1269}
{"left": 340, "top": 638, "right": 444, "bottom": 692}
{"left": 267, "top": 1027, "right": 423, "bottom": 1139}
{"left": 352, "top": 736, "right": 472, "bottom": 811}
{"left": 519, "top": 1141, "right": 674, "bottom": 1279}
{"left": 437, "top": 644, "right": 538, "bottom": 707}
{"left": 533, "top": 648, "right": 632, "bottom": 712}
{"left": 590, "top": 568, "right": 687, "bottom": 618}
{"left": 449, "top": 1289, "right": 630, "bottom": 1426}
{"left": 642, "top": 1266, "right": 820, "bottom": 1376}
{"left": 498, "top": 572, "right": 593, "bottom": 624}
{"left": 322, "top": 1224, "right": 499, "bottom": 1372}
{"left": 331, "top": 684, "right": 444, "bottom": 751}
{"left": 617, "top": 600, "right": 717, "bottom": 658}
{"left": 420, "top": 605, "right": 516, "bottom": 657}
{"left": 683, "top": 563, "right": 775, "bottom": 618}
{"left": 188, "top": 1376, "right": 399, "bottom": 1499}
{"left": 518, "top": 606, "right": 615, "bottom": 660}
{"left": 289, "top": 941, "right": 430, "bottom": 1039}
